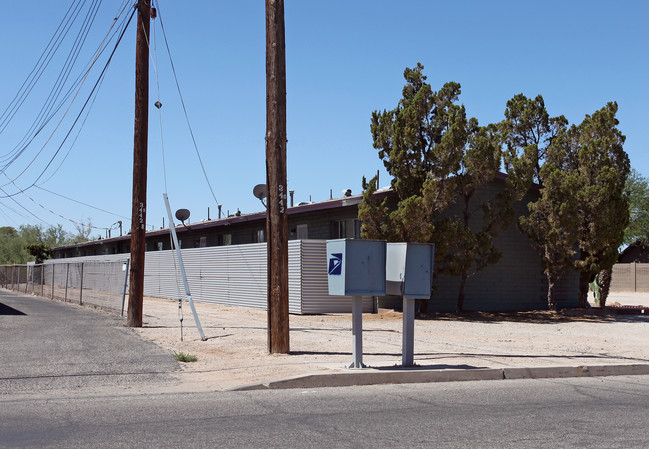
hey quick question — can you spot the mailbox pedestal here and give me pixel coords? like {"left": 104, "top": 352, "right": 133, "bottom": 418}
{"left": 327, "top": 239, "right": 386, "bottom": 368}
{"left": 386, "top": 242, "right": 434, "bottom": 366}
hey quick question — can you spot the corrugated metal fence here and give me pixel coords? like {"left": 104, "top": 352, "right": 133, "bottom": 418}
{"left": 1, "top": 240, "right": 371, "bottom": 314}
{"left": 611, "top": 263, "right": 649, "bottom": 292}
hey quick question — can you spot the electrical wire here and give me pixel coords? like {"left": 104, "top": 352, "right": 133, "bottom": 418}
{"left": 34, "top": 186, "right": 131, "bottom": 222}
{"left": 8, "top": 0, "right": 101, "bottom": 160}
{"left": 0, "top": 0, "right": 101, "bottom": 164}
{"left": 0, "top": 5, "right": 132, "bottom": 173}
{"left": 155, "top": 3, "right": 223, "bottom": 211}
{"left": 4, "top": 174, "right": 110, "bottom": 231}
{"left": 0, "top": 186, "right": 55, "bottom": 228}
{"left": 0, "top": 4, "right": 141, "bottom": 233}
{"left": 0, "top": 0, "right": 85, "bottom": 135}
{"left": 0, "top": 6, "right": 136, "bottom": 193}
{"left": 147, "top": 6, "right": 168, "bottom": 195}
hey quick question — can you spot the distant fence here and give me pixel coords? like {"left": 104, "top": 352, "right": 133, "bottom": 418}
{"left": 610, "top": 263, "right": 649, "bottom": 292}
{"left": 0, "top": 241, "right": 373, "bottom": 315}
{"left": 0, "top": 260, "right": 130, "bottom": 313}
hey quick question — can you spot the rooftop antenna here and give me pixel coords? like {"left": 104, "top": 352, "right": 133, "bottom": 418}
{"left": 253, "top": 184, "right": 268, "bottom": 209}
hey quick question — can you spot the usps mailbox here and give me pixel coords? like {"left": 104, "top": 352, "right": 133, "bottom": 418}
{"left": 326, "top": 239, "right": 386, "bottom": 368}
{"left": 327, "top": 239, "right": 386, "bottom": 296}
{"left": 385, "top": 242, "right": 435, "bottom": 298}
{"left": 385, "top": 242, "right": 435, "bottom": 367}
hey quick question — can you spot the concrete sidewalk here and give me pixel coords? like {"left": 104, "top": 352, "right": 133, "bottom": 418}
{"left": 129, "top": 292, "right": 649, "bottom": 391}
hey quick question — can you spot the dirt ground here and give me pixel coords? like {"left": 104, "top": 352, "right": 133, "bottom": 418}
{"left": 130, "top": 292, "right": 649, "bottom": 391}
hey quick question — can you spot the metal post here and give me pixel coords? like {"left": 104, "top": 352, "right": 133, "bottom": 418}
{"left": 41, "top": 265, "right": 44, "bottom": 296}
{"left": 79, "top": 263, "right": 84, "bottom": 305}
{"left": 64, "top": 263, "right": 70, "bottom": 302}
{"left": 402, "top": 297, "right": 416, "bottom": 366}
{"left": 164, "top": 193, "right": 206, "bottom": 341}
{"left": 350, "top": 296, "right": 365, "bottom": 368}
{"left": 51, "top": 264, "right": 55, "bottom": 299}
{"left": 121, "top": 259, "right": 130, "bottom": 317}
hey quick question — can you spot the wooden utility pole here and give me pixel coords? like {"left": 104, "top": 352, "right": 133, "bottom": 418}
{"left": 127, "top": 0, "right": 150, "bottom": 327}
{"left": 265, "top": 0, "right": 289, "bottom": 353}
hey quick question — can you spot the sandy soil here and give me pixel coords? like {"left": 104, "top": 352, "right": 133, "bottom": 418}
{"left": 130, "top": 292, "right": 649, "bottom": 391}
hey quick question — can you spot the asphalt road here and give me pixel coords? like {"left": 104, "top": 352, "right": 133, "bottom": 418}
{"left": 2, "top": 291, "right": 649, "bottom": 448}
{"left": 1, "top": 375, "right": 648, "bottom": 448}
{"left": 0, "top": 291, "right": 179, "bottom": 395}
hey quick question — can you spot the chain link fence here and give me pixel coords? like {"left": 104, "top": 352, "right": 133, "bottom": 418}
{"left": 0, "top": 260, "right": 130, "bottom": 314}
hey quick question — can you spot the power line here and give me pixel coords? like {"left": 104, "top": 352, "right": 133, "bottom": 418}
{"left": 0, "top": 186, "right": 54, "bottom": 228}
{"left": 2, "top": 0, "right": 104, "bottom": 166}
{"left": 14, "top": 181, "right": 111, "bottom": 231}
{"left": 155, "top": 2, "right": 223, "bottom": 211}
{"left": 0, "top": 4, "right": 132, "bottom": 172}
{"left": 0, "top": 0, "right": 85, "bottom": 135}
{"left": 35, "top": 186, "right": 131, "bottom": 222}
{"left": 0, "top": 6, "right": 136, "bottom": 194}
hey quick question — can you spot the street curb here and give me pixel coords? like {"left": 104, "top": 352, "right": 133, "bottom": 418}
{"left": 230, "top": 363, "right": 649, "bottom": 391}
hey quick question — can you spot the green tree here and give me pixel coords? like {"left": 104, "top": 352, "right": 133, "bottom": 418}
{"left": 0, "top": 226, "right": 28, "bottom": 264}
{"left": 569, "top": 102, "right": 629, "bottom": 308}
{"left": 501, "top": 94, "right": 567, "bottom": 185}
{"left": 73, "top": 219, "right": 93, "bottom": 243}
{"left": 623, "top": 169, "right": 649, "bottom": 245}
{"left": 360, "top": 64, "right": 522, "bottom": 311}
{"left": 26, "top": 243, "right": 52, "bottom": 264}
{"left": 18, "top": 224, "right": 45, "bottom": 245}
{"left": 519, "top": 135, "right": 581, "bottom": 310}
{"left": 43, "top": 224, "right": 74, "bottom": 247}
{"left": 0, "top": 224, "right": 73, "bottom": 264}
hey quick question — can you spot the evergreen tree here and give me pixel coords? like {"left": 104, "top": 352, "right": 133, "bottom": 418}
{"left": 501, "top": 94, "right": 568, "bottom": 185}
{"left": 623, "top": 169, "right": 649, "bottom": 245}
{"left": 360, "top": 64, "right": 521, "bottom": 311}
{"left": 569, "top": 102, "right": 630, "bottom": 307}
{"left": 519, "top": 133, "right": 581, "bottom": 310}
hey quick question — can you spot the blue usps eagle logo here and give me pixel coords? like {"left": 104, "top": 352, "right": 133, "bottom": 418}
{"left": 328, "top": 253, "right": 343, "bottom": 275}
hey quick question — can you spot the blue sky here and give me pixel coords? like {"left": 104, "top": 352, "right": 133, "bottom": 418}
{"left": 0, "top": 0, "right": 647, "bottom": 237}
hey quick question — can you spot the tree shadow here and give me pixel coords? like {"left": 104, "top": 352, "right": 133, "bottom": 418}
{"left": 416, "top": 309, "right": 649, "bottom": 324}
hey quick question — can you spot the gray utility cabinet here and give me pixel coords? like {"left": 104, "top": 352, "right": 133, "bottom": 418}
{"left": 385, "top": 242, "right": 435, "bottom": 367}
{"left": 385, "top": 242, "right": 435, "bottom": 299}
{"left": 326, "top": 239, "right": 386, "bottom": 297}
{"left": 326, "top": 238, "right": 386, "bottom": 369}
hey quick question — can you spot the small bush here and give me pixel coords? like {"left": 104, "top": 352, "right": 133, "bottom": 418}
{"left": 174, "top": 351, "right": 198, "bottom": 363}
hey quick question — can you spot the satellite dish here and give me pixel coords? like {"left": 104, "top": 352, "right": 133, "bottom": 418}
{"left": 253, "top": 184, "right": 268, "bottom": 208}
{"left": 175, "top": 208, "right": 190, "bottom": 223}
{"left": 253, "top": 184, "right": 267, "bottom": 200}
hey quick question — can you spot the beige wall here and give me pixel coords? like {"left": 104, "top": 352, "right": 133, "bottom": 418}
{"left": 611, "top": 263, "right": 649, "bottom": 292}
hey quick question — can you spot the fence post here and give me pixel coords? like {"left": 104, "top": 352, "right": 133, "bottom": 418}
{"left": 51, "top": 264, "right": 55, "bottom": 299}
{"left": 632, "top": 262, "right": 637, "bottom": 292}
{"left": 79, "top": 263, "right": 84, "bottom": 305}
{"left": 24, "top": 266, "right": 28, "bottom": 293}
{"left": 64, "top": 263, "right": 70, "bottom": 302}
{"left": 121, "top": 259, "right": 130, "bottom": 317}
{"left": 41, "top": 265, "right": 44, "bottom": 296}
